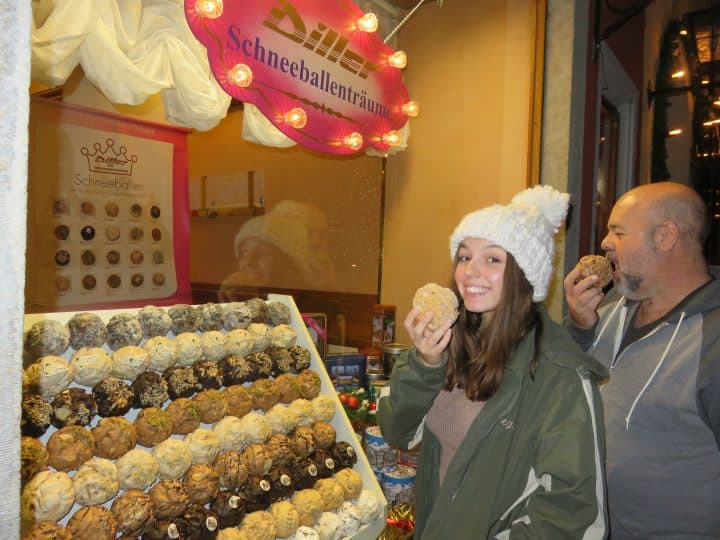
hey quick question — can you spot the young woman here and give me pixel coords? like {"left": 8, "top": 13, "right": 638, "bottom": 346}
{"left": 378, "top": 185, "right": 608, "bottom": 539}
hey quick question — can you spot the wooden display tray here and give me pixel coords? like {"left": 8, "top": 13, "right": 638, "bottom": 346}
{"left": 23, "top": 294, "right": 387, "bottom": 539}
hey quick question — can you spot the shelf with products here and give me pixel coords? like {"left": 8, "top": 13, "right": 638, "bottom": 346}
{"left": 21, "top": 294, "right": 386, "bottom": 540}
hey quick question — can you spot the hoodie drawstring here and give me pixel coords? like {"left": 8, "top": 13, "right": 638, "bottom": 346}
{"left": 590, "top": 300, "right": 625, "bottom": 354}
{"left": 623, "top": 311, "right": 686, "bottom": 429}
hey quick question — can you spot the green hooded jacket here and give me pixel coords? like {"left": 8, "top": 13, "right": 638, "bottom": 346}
{"left": 378, "top": 308, "right": 608, "bottom": 539}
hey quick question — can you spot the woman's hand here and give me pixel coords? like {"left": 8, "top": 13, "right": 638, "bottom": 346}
{"left": 404, "top": 308, "right": 453, "bottom": 366}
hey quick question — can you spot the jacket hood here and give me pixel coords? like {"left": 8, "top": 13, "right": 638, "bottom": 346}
{"left": 507, "top": 305, "right": 608, "bottom": 381}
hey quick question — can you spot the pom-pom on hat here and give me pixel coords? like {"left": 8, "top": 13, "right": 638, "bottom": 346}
{"left": 449, "top": 185, "right": 570, "bottom": 302}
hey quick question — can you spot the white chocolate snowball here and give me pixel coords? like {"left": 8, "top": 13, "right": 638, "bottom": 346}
{"left": 293, "top": 525, "right": 321, "bottom": 540}
{"left": 213, "top": 416, "right": 248, "bottom": 451}
{"left": 264, "top": 403, "right": 300, "bottom": 435}
{"left": 337, "top": 501, "right": 361, "bottom": 537}
{"left": 111, "top": 345, "right": 150, "bottom": 380}
{"left": 153, "top": 438, "right": 193, "bottom": 479}
{"left": 271, "top": 324, "right": 297, "bottom": 348}
{"left": 25, "top": 356, "right": 76, "bottom": 399}
{"left": 174, "top": 332, "right": 203, "bottom": 366}
{"left": 238, "top": 510, "right": 277, "bottom": 540}
{"left": 247, "top": 323, "right": 271, "bottom": 352}
{"left": 225, "top": 328, "right": 255, "bottom": 357}
{"left": 202, "top": 331, "right": 227, "bottom": 361}
{"left": 288, "top": 399, "right": 316, "bottom": 427}
{"left": 270, "top": 499, "right": 300, "bottom": 538}
{"left": 73, "top": 457, "right": 119, "bottom": 505}
{"left": 70, "top": 347, "right": 113, "bottom": 386}
{"left": 237, "top": 412, "right": 271, "bottom": 444}
{"left": 315, "top": 511, "right": 343, "bottom": 540}
{"left": 116, "top": 448, "right": 159, "bottom": 490}
{"left": 22, "top": 470, "right": 75, "bottom": 523}
{"left": 144, "top": 336, "right": 177, "bottom": 371}
{"left": 353, "top": 489, "right": 382, "bottom": 522}
{"left": 311, "top": 396, "right": 336, "bottom": 423}
{"left": 185, "top": 428, "right": 221, "bottom": 464}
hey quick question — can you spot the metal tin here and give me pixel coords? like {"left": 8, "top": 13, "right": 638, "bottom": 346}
{"left": 360, "top": 346, "right": 384, "bottom": 373}
{"left": 382, "top": 464, "right": 416, "bottom": 505}
{"left": 382, "top": 342, "right": 408, "bottom": 376}
{"left": 364, "top": 425, "right": 398, "bottom": 470}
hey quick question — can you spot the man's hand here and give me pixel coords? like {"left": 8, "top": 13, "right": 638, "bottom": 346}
{"left": 563, "top": 266, "right": 604, "bottom": 329}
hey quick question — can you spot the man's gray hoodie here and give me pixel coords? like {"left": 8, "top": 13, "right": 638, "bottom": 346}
{"left": 566, "top": 269, "right": 720, "bottom": 539}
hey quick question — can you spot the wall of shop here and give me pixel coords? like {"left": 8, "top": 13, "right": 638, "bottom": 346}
{"left": 381, "top": 0, "right": 537, "bottom": 342}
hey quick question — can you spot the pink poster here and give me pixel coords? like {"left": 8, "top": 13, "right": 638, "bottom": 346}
{"left": 26, "top": 99, "right": 192, "bottom": 312}
{"left": 186, "top": 0, "right": 411, "bottom": 154}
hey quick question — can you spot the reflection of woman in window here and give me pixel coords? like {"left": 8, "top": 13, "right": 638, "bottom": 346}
{"left": 218, "top": 201, "right": 336, "bottom": 300}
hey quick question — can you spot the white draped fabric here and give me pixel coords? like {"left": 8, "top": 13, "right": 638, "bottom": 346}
{"left": 1, "top": 0, "right": 30, "bottom": 536}
{"left": 31, "top": 0, "right": 409, "bottom": 152}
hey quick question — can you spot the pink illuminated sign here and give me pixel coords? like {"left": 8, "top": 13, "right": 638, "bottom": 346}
{"left": 185, "top": 0, "right": 411, "bottom": 155}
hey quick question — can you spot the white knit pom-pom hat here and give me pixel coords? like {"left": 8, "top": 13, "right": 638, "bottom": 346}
{"left": 449, "top": 185, "right": 570, "bottom": 302}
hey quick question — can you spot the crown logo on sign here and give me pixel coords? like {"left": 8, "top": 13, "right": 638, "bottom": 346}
{"left": 81, "top": 139, "right": 138, "bottom": 176}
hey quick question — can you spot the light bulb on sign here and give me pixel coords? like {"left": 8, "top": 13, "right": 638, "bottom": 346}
{"left": 667, "top": 128, "right": 682, "bottom": 136}
{"left": 671, "top": 70, "right": 685, "bottom": 79}
{"left": 343, "top": 132, "right": 364, "bottom": 151}
{"left": 227, "top": 64, "right": 253, "bottom": 87}
{"left": 357, "top": 13, "right": 378, "bottom": 32}
{"left": 382, "top": 130, "right": 400, "bottom": 146}
{"left": 388, "top": 51, "right": 407, "bottom": 69}
{"left": 194, "top": 0, "right": 223, "bottom": 18}
{"left": 284, "top": 108, "right": 307, "bottom": 129}
{"left": 401, "top": 101, "right": 419, "bottom": 117}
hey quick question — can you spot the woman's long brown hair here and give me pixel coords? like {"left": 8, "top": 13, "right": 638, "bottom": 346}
{"left": 444, "top": 252, "right": 542, "bottom": 401}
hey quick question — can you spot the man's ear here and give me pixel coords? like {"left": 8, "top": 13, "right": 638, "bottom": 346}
{"left": 653, "top": 220, "right": 679, "bottom": 252}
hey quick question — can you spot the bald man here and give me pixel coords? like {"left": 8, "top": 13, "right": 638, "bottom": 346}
{"left": 564, "top": 182, "right": 720, "bottom": 539}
